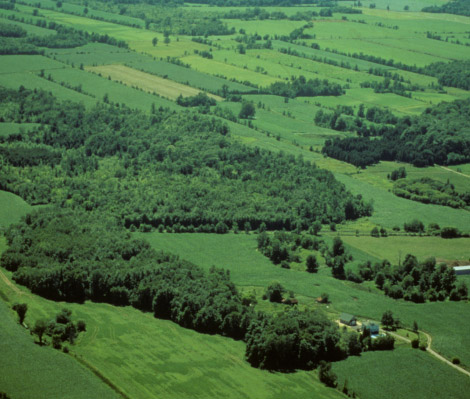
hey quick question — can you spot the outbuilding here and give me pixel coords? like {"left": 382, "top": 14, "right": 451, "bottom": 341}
{"left": 454, "top": 266, "right": 470, "bottom": 276}
{"left": 340, "top": 313, "right": 357, "bottom": 326}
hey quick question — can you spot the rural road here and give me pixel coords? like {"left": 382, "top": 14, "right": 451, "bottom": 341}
{"left": 440, "top": 166, "right": 470, "bottom": 178}
{"left": 387, "top": 330, "right": 470, "bottom": 378}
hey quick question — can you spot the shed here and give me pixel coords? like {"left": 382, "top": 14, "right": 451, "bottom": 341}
{"left": 340, "top": 313, "right": 357, "bottom": 326}
{"left": 454, "top": 266, "right": 470, "bottom": 276}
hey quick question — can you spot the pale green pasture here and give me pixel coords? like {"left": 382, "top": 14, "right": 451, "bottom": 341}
{"left": 311, "top": 88, "right": 428, "bottom": 115}
{"left": 47, "top": 67, "right": 178, "bottom": 110}
{"left": 336, "top": 173, "right": 470, "bottom": 232}
{"left": 181, "top": 55, "right": 280, "bottom": 87}
{"left": 252, "top": 49, "right": 381, "bottom": 86}
{"left": 448, "top": 163, "right": 470, "bottom": 176}
{"left": 212, "top": 49, "right": 345, "bottom": 85}
{"left": 314, "top": 38, "right": 447, "bottom": 66}
{"left": 271, "top": 40, "right": 394, "bottom": 71}
{"left": 341, "top": 236, "right": 470, "bottom": 265}
{"left": 222, "top": 18, "right": 305, "bottom": 36}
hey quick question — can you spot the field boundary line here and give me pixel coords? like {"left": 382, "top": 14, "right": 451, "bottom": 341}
{"left": 440, "top": 166, "right": 470, "bottom": 178}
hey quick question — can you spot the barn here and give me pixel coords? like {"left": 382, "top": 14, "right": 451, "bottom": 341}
{"left": 454, "top": 266, "right": 470, "bottom": 276}
{"left": 340, "top": 313, "right": 357, "bottom": 326}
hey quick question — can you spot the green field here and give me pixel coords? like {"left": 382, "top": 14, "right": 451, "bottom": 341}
{"left": 333, "top": 348, "right": 470, "bottom": 399}
{"left": 0, "top": 300, "right": 119, "bottom": 399}
{"left": 0, "top": 269, "right": 343, "bottom": 399}
{"left": 0, "top": 191, "right": 33, "bottom": 230}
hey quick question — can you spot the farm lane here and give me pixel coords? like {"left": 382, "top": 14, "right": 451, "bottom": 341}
{"left": 0, "top": 268, "right": 30, "bottom": 297}
{"left": 440, "top": 166, "right": 470, "bottom": 179}
{"left": 387, "top": 329, "right": 470, "bottom": 378}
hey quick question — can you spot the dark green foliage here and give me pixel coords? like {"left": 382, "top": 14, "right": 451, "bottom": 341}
{"left": 306, "top": 254, "right": 318, "bottom": 273}
{"left": 323, "top": 98, "right": 470, "bottom": 167}
{"left": 381, "top": 310, "right": 395, "bottom": 330}
{"left": 33, "top": 319, "right": 48, "bottom": 344}
{"left": 176, "top": 92, "right": 216, "bottom": 107}
{"left": 404, "top": 219, "right": 424, "bottom": 233}
{"left": 318, "top": 361, "right": 338, "bottom": 387}
{"left": 440, "top": 227, "right": 462, "bottom": 239}
{"left": 393, "top": 178, "right": 470, "bottom": 209}
{"left": 389, "top": 167, "right": 406, "bottom": 181}
{"left": 238, "top": 101, "right": 255, "bottom": 119}
{"left": 411, "top": 338, "right": 419, "bottom": 348}
{"left": 424, "top": 60, "right": 470, "bottom": 90}
{"left": 245, "top": 310, "right": 346, "bottom": 371}
{"left": 422, "top": 0, "right": 470, "bottom": 17}
{"left": 369, "top": 335, "right": 395, "bottom": 351}
{"left": 265, "top": 75, "right": 343, "bottom": 98}
{"left": 370, "top": 227, "right": 380, "bottom": 237}
{"left": 358, "top": 255, "right": 463, "bottom": 302}
{"left": 0, "top": 23, "right": 27, "bottom": 38}
{"left": 265, "top": 281, "right": 285, "bottom": 303}
{"left": 324, "top": 237, "right": 351, "bottom": 280}
{"left": 0, "top": 87, "right": 370, "bottom": 232}
{"left": 12, "top": 303, "right": 27, "bottom": 325}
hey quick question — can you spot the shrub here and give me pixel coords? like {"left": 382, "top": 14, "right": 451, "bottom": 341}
{"left": 452, "top": 357, "right": 460, "bottom": 365}
{"left": 411, "top": 338, "right": 419, "bottom": 348}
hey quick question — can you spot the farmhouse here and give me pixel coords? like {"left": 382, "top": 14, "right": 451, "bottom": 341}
{"left": 453, "top": 266, "right": 470, "bottom": 276}
{"left": 363, "top": 323, "right": 380, "bottom": 335}
{"left": 340, "top": 313, "right": 357, "bottom": 326}
{"left": 281, "top": 298, "right": 299, "bottom": 305}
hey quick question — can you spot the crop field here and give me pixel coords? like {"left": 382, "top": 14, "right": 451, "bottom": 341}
{"left": 0, "top": 55, "right": 67, "bottom": 74}
{"left": 0, "top": 268, "right": 343, "bottom": 399}
{"left": 0, "top": 300, "right": 119, "bottom": 399}
{"left": 139, "top": 232, "right": 470, "bottom": 367}
{"left": 87, "top": 64, "right": 222, "bottom": 101}
{"left": 333, "top": 348, "right": 470, "bottom": 399}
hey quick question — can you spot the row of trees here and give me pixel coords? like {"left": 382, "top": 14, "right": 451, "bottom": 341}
{"left": 265, "top": 75, "right": 344, "bottom": 98}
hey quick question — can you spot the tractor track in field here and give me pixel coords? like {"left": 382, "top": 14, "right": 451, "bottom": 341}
{"left": 0, "top": 269, "right": 31, "bottom": 298}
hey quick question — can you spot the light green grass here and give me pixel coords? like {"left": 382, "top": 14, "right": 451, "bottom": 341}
{"left": 0, "top": 300, "right": 119, "bottom": 399}
{"left": 139, "top": 232, "right": 470, "bottom": 367}
{"left": 332, "top": 347, "right": 470, "bottom": 399}
{"left": 0, "top": 55, "right": 67, "bottom": 74}
{"left": 0, "top": 268, "right": 343, "bottom": 399}
{"left": 0, "top": 190, "right": 32, "bottom": 229}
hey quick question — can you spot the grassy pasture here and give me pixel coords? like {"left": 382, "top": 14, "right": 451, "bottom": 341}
{"left": 341, "top": 236, "right": 470, "bottom": 265}
{"left": 0, "top": 301, "right": 120, "bottom": 399}
{"left": 181, "top": 55, "right": 280, "bottom": 87}
{"left": 271, "top": 40, "right": 394, "bottom": 72}
{"left": 0, "top": 191, "right": 32, "bottom": 230}
{"left": 336, "top": 173, "right": 470, "bottom": 232}
{"left": 333, "top": 347, "right": 470, "bottom": 399}
{"left": 47, "top": 67, "right": 178, "bottom": 110}
{"left": 86, "top": 64, "right": 222, "bottom": 101}
{"left": 0, "top": 267, "right": 343, "bottom": 399}
{"left": 139, "top": 232, "right": 470, "bottom": 366}
{"left": 222, "top": 18, "right": 305, "bottom": 36}
{"left": 311, "top": 88, "right": 428, "bottom": 115}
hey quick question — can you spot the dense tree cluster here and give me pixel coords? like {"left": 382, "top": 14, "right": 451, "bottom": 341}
{"left": 393, "top": 177, "right": 470, "bottom": 210}
{"left": 0, "top": 87, "right": 371, "bottom": 231}
{"left": 265, "top": 75, "right": 344, "bottom": 98}
{"left": 424, "top": 60, "right": 470, "bottom": 90}
{"left": 422, "top": 0, "right": 470, "bottom": 17}
{"left": 176, "top": 92, "right": 216, "bottom": 107}
{"left": 358, "top": 255, "right": 468, "bottom": 302}
{"left": 360, "top": 78, "right": 413, "bottom": 97}
{"left": 245, "top": 309, "right": 347, "bottom": 370}
{"left": 322, "top": 98, "right": 470, "bottom": 167}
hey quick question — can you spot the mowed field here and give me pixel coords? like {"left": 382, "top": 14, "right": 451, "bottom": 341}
{"left": 0, "top": 191, "right": 33, "bottom": 230}
{"left": 0, "top": 267, "right": 343, "bottom": 399}
{"left": 86, "top": 64, "right": 222, "bottom": 101}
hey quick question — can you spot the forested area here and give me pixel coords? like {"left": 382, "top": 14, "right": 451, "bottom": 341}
{"left": 393, "top": 178, "right": 470, "bottom": 210}
{"left": 322, "top": 98, "right": 470, "bottom": 167}
{"left": 422, "top": 0, "right": 470, "bottom": 17}
{"left": 358, "top": 255, "right": 468, "bottom": 303}
{"left": 0, "top": 87, "right": 371, "bottom": 231}
{"left": 1, "top": 208, "right": 373, "bottom": 370}
{"left": 424, "top": 60, "right": 470, "bottom": 91}
{"left": 264, "top": 75, "right": 344, "bottom": 98}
